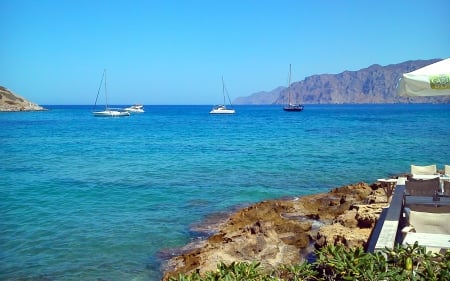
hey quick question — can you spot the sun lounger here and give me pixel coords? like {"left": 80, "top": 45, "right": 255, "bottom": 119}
{"left": 402, "top": 209, "right": 450, "bottom": 253}
{"left": 411, "top": 164, "right": 437, "bottom": 175}
{"left": 405, "top": 177, "right": 440, "bottom": 196}
{"left": 403, "top": 233, "right": 450, "bottom": 252}
{"left": 405, "top": 209, "right": 450, "bottom": 234}
{"left": 444, "top": 181, "right": 450, "bottom": 197}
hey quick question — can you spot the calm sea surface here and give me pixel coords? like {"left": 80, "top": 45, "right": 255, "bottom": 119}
{"left": 1, "top": 104, "right": 450, "bottom": 280}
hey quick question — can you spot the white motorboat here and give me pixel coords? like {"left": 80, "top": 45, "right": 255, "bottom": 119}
{"left": 124, "top": 104, "right": 145, "bottom": 113}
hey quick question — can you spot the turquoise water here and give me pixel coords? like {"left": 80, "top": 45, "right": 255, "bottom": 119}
{"left": 1, "top": 104, "right": 449, "bottom": 280}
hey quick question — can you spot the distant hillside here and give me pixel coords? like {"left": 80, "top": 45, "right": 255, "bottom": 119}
{"left": 234, "top": 59, "right": 450, "bottom": 104}
{"left": 234, "top": 86, "right": 286, "bottom": 105}
{"left": 0, "top": 86, "right": 46, "bottom": 111}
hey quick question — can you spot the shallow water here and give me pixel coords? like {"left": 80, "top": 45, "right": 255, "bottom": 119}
{"left": 1, "top": 104, "right": 449, "bottom": 280}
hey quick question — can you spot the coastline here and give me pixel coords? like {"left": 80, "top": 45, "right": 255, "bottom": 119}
{"left": 3, "top": 104, "right": 448, "bottom": 280}
{"left": 161, "top": 181, "right": 388, "bottom": 280}
{"left": 0, "top": 86, "right": 46, "bottom": 112}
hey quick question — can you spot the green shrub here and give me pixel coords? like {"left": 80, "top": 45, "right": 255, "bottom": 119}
{"left": 272, "top": 262, "right": 318, "bottom": 281}
{"left": 314, "top": 244, "right": 400, "bottom": 280}
{"left": 168, "top": 244, "right": 449, "bottom": 281}
{"left": 384, "top": 242, "right": 450, "bottom": 280}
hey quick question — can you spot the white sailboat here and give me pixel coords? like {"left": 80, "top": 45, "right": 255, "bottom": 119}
{"left": 93, "top": 70, "right": 130, "bottom": 117}
{"left": 283, "top": 64, "right": 304, "bottom": 112}
{"left": 209, "top": 76, "right": 236, "bottom": 114}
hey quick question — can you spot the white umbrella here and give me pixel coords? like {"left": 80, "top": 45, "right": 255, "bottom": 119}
{"left": 398, "top": 58, "right": 450, "bottom": 97}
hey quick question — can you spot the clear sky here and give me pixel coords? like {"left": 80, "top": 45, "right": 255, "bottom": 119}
{"left": 1, "top": 0, "right": 449, "bottom": 105}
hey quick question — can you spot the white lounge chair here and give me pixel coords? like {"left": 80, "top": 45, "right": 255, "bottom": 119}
{"left": 411, "top": 164, "right": 437, "bottom": 175}
{"left": 402, "top": 209, "right": 450, "bottom": 253}
{"left": 405, "top": 209, "right": 450, "bottom": 234}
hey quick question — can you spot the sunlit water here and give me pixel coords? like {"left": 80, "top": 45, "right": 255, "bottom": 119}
{"left": 1, "top": 104, "right": 449, "bottom": 280}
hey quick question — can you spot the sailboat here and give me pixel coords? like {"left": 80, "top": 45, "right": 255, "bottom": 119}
{"left": 209, "top": 76, "right": 236, "bottom": 114}
{"left": 92, "top": 70, "right": 130, "bottom": 117}
{"left": 283, "top": 64, "right": 304, "bottom": 112}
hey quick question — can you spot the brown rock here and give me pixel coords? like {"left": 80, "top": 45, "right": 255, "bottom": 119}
{"left": 315, "top": 224, "right": 373, "bottom": 249}
{"left": 161, "top": 182, "right": 387, "bottom": 280}
{"left": 335, "top": 209, "right": 359, "bottom": 228}
{"left": 0, "top": 86, "right": 46, "bottom": 112}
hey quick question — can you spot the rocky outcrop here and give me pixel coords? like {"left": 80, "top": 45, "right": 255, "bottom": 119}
{"left": 161, "top": 182, "right": 388, "bottom": 280}
{"left": 0, "top": 86, "right": 46, "bottom": 111}
{"left": 234, "top": 59, "right": 450, "bottom": 104}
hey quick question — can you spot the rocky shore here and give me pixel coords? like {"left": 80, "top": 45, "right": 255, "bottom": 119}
{"left": 0, "top": 86, "right": 46, "bottom": 112}
{"left": 161, "top": 182, "right": 388, "bottom": 280}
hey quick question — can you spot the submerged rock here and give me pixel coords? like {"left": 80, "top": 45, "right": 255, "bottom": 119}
{"left": 161, "top": 182, "right": 388, "bottom": 280}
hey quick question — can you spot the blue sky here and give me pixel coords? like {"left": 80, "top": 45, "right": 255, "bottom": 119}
{"left": 1, "top": 0, "right": 449, "bottom": 105}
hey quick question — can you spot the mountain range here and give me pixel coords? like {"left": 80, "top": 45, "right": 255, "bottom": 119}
{"left": 233, "top": 59, "right": 450, "bottom": 104}
{"left": 2, "top": 59, "right": 449, "bottom": 110}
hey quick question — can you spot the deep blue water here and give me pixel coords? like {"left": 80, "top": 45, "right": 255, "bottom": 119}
{"left": 1, "top": 104, "right": 449, "bottom": 280}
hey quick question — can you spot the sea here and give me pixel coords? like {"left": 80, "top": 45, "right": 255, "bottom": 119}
{"left": 1, "top": 104, "right": 449, "bottom": 281}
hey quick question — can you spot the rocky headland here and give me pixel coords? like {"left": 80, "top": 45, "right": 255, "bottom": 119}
{"left": 0, "top": 86, "right": 46, "bottom": 112}
{"left": 161, "top": 181, "right": 389, "bottom": 280}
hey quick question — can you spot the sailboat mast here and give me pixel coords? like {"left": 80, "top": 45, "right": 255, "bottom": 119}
{"left": 288, "top": 64, "right": 292, "bottom": 105}
{"left": 222, "top": 76, "right": 226, "bottom": 105}
{"left": 93, "top": 70, "right": 105, "bottom": 110}
{"left": 104, "top": 69, "right": 109, "bottom": 110}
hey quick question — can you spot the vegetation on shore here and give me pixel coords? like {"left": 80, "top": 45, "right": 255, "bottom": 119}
{"left": 168, "top": 243, "right": 450, "bottom": 281}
